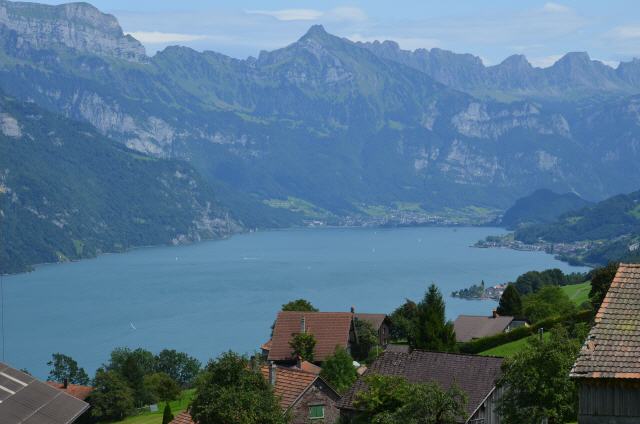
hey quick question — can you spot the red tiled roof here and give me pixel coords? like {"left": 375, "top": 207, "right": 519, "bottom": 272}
{"left": 571, "top": 263, "right": 640, "bottom": 379}
{"left": 169, "top": 411, "right": 195, "bottom": 424}
{"left": 337, "top": 350, "right": 503, "bottom": 418}
{"left": 296, "top": 360, "right": 322, "bottom": 375}
{"left": 453, "top": 315, "right": 514, "bottom": 342}
{"left": 261, "top": 340, "right": 272, "bottom": 351}
{"left": 260, "top": 365, "right": 318, "bottom": 410}
{"left": 46, "top": 382, "right": 93, "bottom": 400}
{"left": 268, "top": 311, "right": 353, "bottom": 362}
{"left": 355, "top": 313, "right": 387, "bottom": 331}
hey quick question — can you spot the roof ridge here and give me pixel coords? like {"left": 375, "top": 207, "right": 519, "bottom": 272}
{"left": 409, "top": 349, "right": 505, "bottom": 360}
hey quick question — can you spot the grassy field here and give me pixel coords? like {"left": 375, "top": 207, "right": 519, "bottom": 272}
{"left": 561, "top": 282, "right": 591, "bottom": 306}
{"left": 479, "top": 332, "right": 550, "bottom": 358}
{"left": 110, "top": 390, "right": 195, "bottom": 424}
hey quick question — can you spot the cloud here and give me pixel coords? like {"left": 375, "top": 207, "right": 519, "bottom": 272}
{"left": 542, "top": 2, "right": 571, "bottom": 13}
{"left": 127, "top": 31, "right": 209, "bottom": 44}
{"left": 246, "top": 8, "right": 323, "bottom": 21}
{"left": 607, "top": 25, "right": 640, "bottom": 40}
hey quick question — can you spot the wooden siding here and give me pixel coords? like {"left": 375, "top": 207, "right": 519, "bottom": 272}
{"left": 468, "top": 385, "right": 503, "bottom": 424}
{"left": 578, "top": 379, "right": 640, "bottom": 424}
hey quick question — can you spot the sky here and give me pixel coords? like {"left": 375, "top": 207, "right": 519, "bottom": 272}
{"left": 39, "top": 0, "right": 640, "bottom": 67}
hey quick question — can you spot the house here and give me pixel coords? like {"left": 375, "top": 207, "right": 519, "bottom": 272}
{"left": 0, "top": 362, "right": 89, "bottom": 424}
{"left": 261, "top": 363, "right": 341, "bottom": 424}
{"left": 337, "top": 350, "right": 504, "bottom": 424}
{"left": 570, "top": 263, "right": 640, "bottom": 423}
{"left": 47, "top": 381, "right": 93, "bottom": 401}
{"left": 454, "top": 311, "right": 517, "bottom": 342}
{"left": 354, "top": 311, "right": 391, "bottom": 346}
{"left": 265, "top": 310, "right": 390, "bottom": 364}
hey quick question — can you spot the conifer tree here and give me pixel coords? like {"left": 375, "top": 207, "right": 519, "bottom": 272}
{"left": 497, "top": 284, "right": 523, "bottom": 316}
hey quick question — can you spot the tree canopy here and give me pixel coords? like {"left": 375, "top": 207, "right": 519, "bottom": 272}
{"left": 320, "top": 346, "right": 357, "bottom": 394}
{"left": 497, "top": 327, "right": 580, "bottom": 424}
{"left": 589, "top": 262, "right": 619, "bottom": 310}
{"left": 353, "top": 318, "right": 380, "bottom": 361}
{"left": 412, "top": 285, "right": 457, "bottom": 351}
{"left": 289, "top": 333, "right": 316, "bottom": 362}
{"left": 90, "top": 368, "right": 135, "bottom": 422}
{"left": 189, "top": 352, "right": 287, "bottom": 424}
{"left": 155, "top": 349, "right": 201, "bottom": 387}
{"left": 521, "top": 286, "right": 576, "bottom": 323}
{"left": 281, "top": 299, "right": 318, "bottom": 312}
{"left": 353, "top": 375, "right": 467, "bottom": 424}
{"left": 143, "top": 372, "right": 181, "bottom": 404}
{"left": 497, "top": 284, "right": 522, "bottom": 316}
{"left": 46, "top": 353, "right": 89, "bottom": 385}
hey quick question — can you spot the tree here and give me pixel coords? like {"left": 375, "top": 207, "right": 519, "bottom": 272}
{"left": 497, "top": 284, "right": 522, "bottom": 316}
{"left": 162, "top": 403, "right": 174, "bottom": 424}
{"left": 353, "top": 375, "right": 467, "bottom": 424}
{"left": 289, "top": 333, "right": 316, "bottom": 362}
{"left": 497, "top": 327, "right": 580, "bottom": 424}
{"left": 282, "top": 299, "right": 318, "bottom": 312}
{"left": 90, "top": 368, "right": 135, "bottom": 422}
{"left": 47, "top": 353, "right": 90, "bottom": 385}
{"left": 105, "top": 347, "right": 156, "bottom": 406}
{"left": 189, "top": 351, "right": 287, "bottom": 424}
{"left": 521, "top": 286, "right": 575, "bottom": 323}
{"left": 412, "top": 285, "right": 456, "bottom": 351}
{"left": 155, "top": 349, "right": 201, "bottom": 387}
{"left": 589, "top": 262, "right": 619, "bottom": 310}
{"left": 143, "top": 372, "right": 181, "bottom": 404}
{"left": 353, "top": 318, "right": 380, "bottom": 362}
{"left": 320, "top": 346, "right": 357, "bottom": 394}
{"left": 389, "top": 300, "right": 418, "bottom": 341}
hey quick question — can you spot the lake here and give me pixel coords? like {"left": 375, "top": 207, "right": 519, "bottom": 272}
{"left": 3, "top": 226, "right": 588, "bottom": 378}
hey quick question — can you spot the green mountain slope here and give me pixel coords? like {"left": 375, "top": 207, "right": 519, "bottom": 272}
{"left": 514, "top": 190, "right": 640, "bottom": 265}
{"left": 0, "top": 95, "right": 239, "bottom": 274}
{"left": 501, "top": 189, "right": 592, "bottom": 229}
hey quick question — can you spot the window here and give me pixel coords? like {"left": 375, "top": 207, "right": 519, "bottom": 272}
{"left": 309, "top": 405, "right": 325, "bottom": 419}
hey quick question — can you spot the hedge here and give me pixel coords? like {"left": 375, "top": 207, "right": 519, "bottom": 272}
{"left": 458, "top": 309, "right": 593, "bottom": 354}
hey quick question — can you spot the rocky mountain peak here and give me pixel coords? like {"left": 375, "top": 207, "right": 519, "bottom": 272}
{"left": 498, "top": 54, "right": 532, "bottom": 70}
{"left": 0, "top": 0, "right": 146, "bottom": 62}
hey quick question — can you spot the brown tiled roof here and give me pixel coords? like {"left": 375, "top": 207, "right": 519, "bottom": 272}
{"left": 296, "top": 360, "right": 322, "bottom": 375}
{"left": 268, "top": 312, "right": 353, "bottom": 362}
{"left": 571, "top": 263, "right": 640, "bottom": 379}
{"left": 453, "top": 315, "right": 514, "bottom": 342}
{"left": 261, "top": 340, "right": 272, "bottom": 351}
{"left": 355, "top": 313, "right": 387, "bottom": 331}
{"left": 337, "top": 350, "right": 503, "bottom": 418}
{"left": 260, "top": 365, "right": 318, "bottom": 410}
{"left": 169, "top": 411, "right": 195, "bottom": 424}
{"left": 47, "top": 382, "right": 93, "bottom": 401}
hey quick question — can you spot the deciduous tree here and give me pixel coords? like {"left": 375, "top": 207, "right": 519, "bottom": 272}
{"left": 320, "top": 346, "right": 357, "bottom": 394}
{"left": 47, "top": 353, "right": 89, "bottom": 385}
{"left": 90, "top": 368, "right": 135, "bottom": 422}
{"left": 289, "top": 333, "right": 316, "bottom": 362}
{"left": 189, "top": 352, "right": 287, "bottom": 424}
{"left": 282, "top": 299, "right": 318, "bottom": 312}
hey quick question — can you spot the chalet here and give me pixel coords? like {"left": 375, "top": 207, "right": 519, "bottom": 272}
{"left": 337, "top": 350, "right": 504, "bottom": 424}
{"left": 570, "top": 263, "right": 640, "bottom": 423}
{"left": 454, "top": 311, "right": 519, "bottom": 343}
{"left": 265, "top": 310, "right": 389, "bottom": 364}
{"left": 0, "top": 362, "right": 89, "bottom": 424}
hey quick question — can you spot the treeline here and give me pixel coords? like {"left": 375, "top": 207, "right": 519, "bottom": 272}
{"left": 46, "top": 348, "right": 201, "bottom": 423}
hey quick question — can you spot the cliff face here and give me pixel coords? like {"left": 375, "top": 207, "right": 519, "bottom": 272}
{"left": 0, "top": 0, "right": 146, "bottom": 61}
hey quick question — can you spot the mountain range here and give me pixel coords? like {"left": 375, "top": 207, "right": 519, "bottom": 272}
{"left": 2, "top": 0, "right": 640, "bottom": 272}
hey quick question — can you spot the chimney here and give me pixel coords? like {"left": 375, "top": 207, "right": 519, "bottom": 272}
{"left": 350, "top": 306, "right": 355, "bottom": 314}
{"left": 301, "top": 315, "right": 306, "bottom": 334}
{"left": 269, "top": 362, "right": 277, "bottom": 386}
{"left": 63, "top": 378, "right": 68, "bottom": 389}
{"left": 296, "top": 355, "right": 302, "bottom": 369}
{"left": 492, "top": 310, "right": 498, "bottom": 319}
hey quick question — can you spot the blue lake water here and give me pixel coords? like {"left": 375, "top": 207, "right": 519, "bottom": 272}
{"left": 3, "top": 227, "right": 588, "bottom": 378}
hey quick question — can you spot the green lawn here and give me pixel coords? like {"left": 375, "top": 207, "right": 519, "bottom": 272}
{"left": 561, "top": 282, "right": 591, "bottom": 306}
{"left": 110, "top": 390, "right": 195, "bottom": 424}
{"left": 479, "top": 333, "right": 550, "bottom": 358}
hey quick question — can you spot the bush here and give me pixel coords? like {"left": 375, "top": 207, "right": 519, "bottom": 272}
{"left": 459, "top": 309, "right": 592, "bottom": 354}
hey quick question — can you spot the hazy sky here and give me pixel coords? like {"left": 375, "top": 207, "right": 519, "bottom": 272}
{"left": 39, "top": 0, "right": 640, "bottom": 67}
